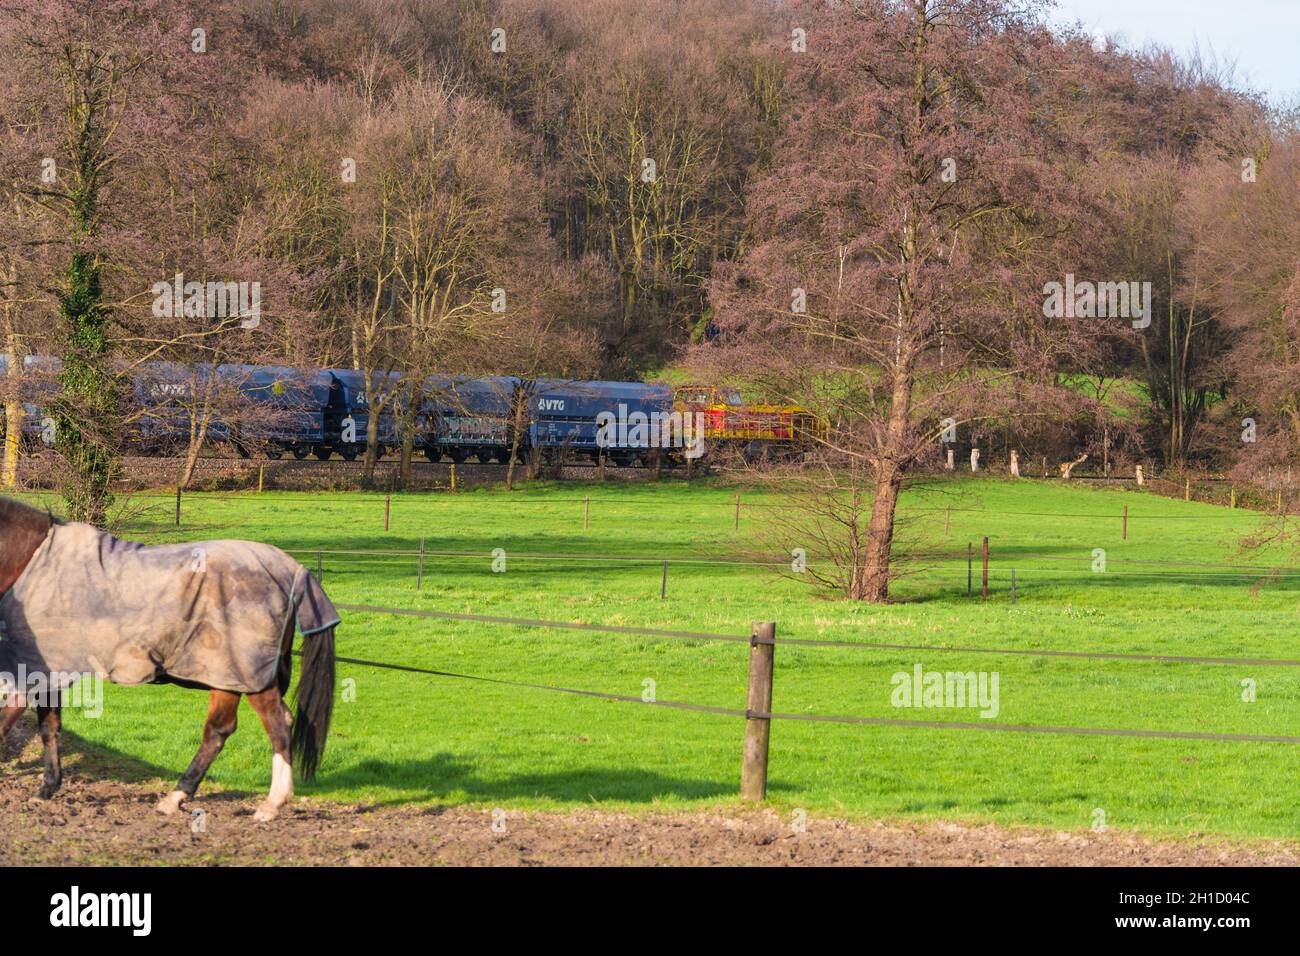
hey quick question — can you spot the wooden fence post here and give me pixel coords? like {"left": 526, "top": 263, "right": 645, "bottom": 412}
{"left": 1230, "top": 485, "right": 1237, "bottom": 509}
{"left": 1011, "top": 569, "right": 1017, "bottom": 605}
{"left": 258, "top": 465, "right": 264, "bottom": 494}
{"left": 661, "top": 560, "right": 668, "bottom": 600}
{"left": 175, "top": 487, "right": 181, "bottom": 526}
{"left": 944, "top": 506, "right": 950, "bottom": 537}
{"left": 734, "top": 493, "right": 741, "bottom": 530}
{"left": 385, "top": 495, "right": 391, "bottom": 532}
{"left": 981, "top": 536, "right": 989, "bottom": 600}
{"left": 741, "top": 621, "right": 775, "bottom": 801}
{"left": 315, "top": 550, "right": 322, "bottom": 582}
{"left": 450, "top": 463, "right": 456, "bottom": 492}
{"left": 417, "top": 536, "right": 425, "bottom": 591}
{"left": 1185, "top": 477, "right": 1191, "bottom": 501}
{"left": 584, "top": 495, "right": 590, "bottom": 530}
{"left": 1122, "top": 505, "right": 1127, "bottom": 541}
{"left": 967, "top": 542, "right": 972, "bottom": 596}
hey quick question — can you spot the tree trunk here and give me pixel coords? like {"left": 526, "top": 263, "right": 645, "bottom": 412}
{"left": 504, "top": 393, "right": 528, "bottom": 491}
{"left": 57, "top": 246, "right": 115, "bottom": 525}
{"left": 856, "top": 350, "right": 915, "bottom": 602}
{"left": 851, "top": 0, "right": 930, "bottom": 603}
{"left": 178, "top": 421, "right": 205, "bottom": 490}
{"left": 363, "top": 412, "right": 380, "bottom": 482}
{"left": 399, "top": 413, "right": 414, "bottom": 488}
{"left": 2, "top": 329, "right": 21, "bottom": 491}
{"left": 505, "top": 435, "right": 519, "bottom": 491}
{"left": 858, "top": 464, "right": 903, "bottom": 602}
{"left": 178, "top": 368, "right": 218, "bottom": 490}
{"left": 54, "top": 48, "right": 117, "bottom": 525}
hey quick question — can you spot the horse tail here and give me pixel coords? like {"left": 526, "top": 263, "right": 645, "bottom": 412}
{"left": 291, "top": 623, "right": 335, "bottom": 781}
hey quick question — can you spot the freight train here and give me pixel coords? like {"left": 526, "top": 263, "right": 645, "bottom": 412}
{"left": 0, "top": 358, "right": 823, "bottom": 466}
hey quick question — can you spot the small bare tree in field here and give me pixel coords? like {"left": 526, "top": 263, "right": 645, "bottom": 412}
{"left": 699, "top": 0, "right": 1106, "bottom": 602}
{"left": 747, "top": 458, "right": 934, "bottom": 598}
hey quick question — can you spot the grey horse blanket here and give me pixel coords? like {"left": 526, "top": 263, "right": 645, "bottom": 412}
{"left": 0, "top": 521, "right": 339, "bottom": 693}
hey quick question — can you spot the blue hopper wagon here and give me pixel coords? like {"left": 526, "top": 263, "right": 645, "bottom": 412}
{"left": 218, "top": 364, "right": 333, "bottom": 460}
{"left": 321, "top": 369, "right": 401, "bottom": 460}
{"left": 528, "top": 380, "right": 674, "bottom": 466}
{"left": 422, "top": 375, "right": 517, "bottom": 463}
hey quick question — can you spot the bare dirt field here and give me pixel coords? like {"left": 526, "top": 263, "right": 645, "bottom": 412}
{"left": 3, "top": 768, "right": 1297, "bottom": 866}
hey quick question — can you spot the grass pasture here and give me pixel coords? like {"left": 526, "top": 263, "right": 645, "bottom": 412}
{"left": 13, "top": 477, "right": 1300, "bottom": 840}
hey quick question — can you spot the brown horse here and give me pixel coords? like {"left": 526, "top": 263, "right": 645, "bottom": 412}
{"left": 0, "top": 496, "right": 337, "bottom": 822}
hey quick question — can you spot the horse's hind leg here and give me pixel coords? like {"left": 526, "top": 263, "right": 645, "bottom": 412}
{"left": 156, "top": 689, "right": 240, "bottom": 815}
{"left": 35, "top": 704, "right": 62, "bottom": 799}
{"left": 246, "top": 688, "right": 292, "bottom": 823}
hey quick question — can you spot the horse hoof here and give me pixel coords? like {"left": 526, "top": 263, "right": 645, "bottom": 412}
{"left": 154, "top": 791, "right": 186, "bottom": 815}
{"left": 37, "top": 784, "right": 59, "bottom": 800}
{"left": 253, "top": 803, "right": 279, "bottom": 823}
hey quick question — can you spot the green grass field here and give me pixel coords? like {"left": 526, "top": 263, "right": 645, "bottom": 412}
{"left": 13, "top": 476, "right": 1300, "bottom": 839}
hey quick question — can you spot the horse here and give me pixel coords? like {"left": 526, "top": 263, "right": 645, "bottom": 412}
{"left": 0, "top": 496, "right": 338, "bottom": 822}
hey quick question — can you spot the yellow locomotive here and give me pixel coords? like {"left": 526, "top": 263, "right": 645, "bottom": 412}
{"left": 673, "top": 384, "right": 826, "bottom": 460}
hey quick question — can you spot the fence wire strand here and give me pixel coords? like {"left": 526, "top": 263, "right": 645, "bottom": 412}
{"left": 308, "top": 642, "right": 1300, "bottom": 745}
{"left": 336, "top": 603, "right": 754, "bottom": 644}
{"left": 278, "top": 543, "right": 1300, "bottom": 578}
{"left": 336, "top": 603, "right": 1300, "bottom": 666}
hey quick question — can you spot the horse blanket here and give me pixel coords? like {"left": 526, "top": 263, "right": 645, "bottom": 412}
{"left": 0, "top": 521, "right": 339, "bottom": 694}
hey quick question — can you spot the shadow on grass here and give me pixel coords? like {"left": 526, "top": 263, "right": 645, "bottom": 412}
{"left": 310, "top": 751, "right": 763, "bottom": 807}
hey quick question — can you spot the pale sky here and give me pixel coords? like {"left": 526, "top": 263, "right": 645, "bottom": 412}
{"left": 1050, "top": 0, "right": 1300, "bottom": 104}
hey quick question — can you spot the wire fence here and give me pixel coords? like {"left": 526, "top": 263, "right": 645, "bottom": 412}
{"left": 257, "top": 542, "right": 1300, "bottom": 597}
{"left": 13, "top": 486, "right": 1300, "bottom": 597}
{"left": 10, "top": 485, "right": 1296, "bottom": 523}
{"left": 21, "top": 485, "right": 1290, "bottom": 588}
{"left": 273, "top": 543, "right": 1300, "bottom": 578}
{"left": 319, "top": 603, "right": 1300, "bottom": 780}
{"left": 332, "top": 603, "right": 1300, "bottom": 666}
